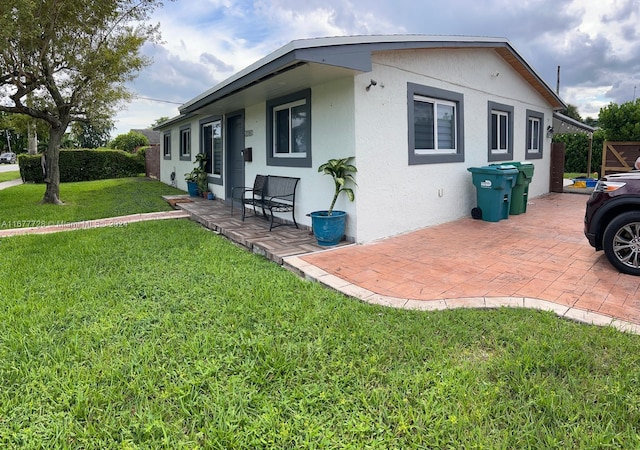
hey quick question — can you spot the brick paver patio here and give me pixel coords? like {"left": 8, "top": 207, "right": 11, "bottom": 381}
{"left": 296, "top": 193, "right": 640, "bottom": 328}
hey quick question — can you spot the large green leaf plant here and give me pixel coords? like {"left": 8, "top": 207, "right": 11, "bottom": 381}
{"left": 318, "top": 157, "right": 357, "bottom": 215}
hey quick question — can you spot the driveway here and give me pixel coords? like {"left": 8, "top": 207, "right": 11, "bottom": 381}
{"left": 0, "top": 163, "right": 18, "bottom": 173}
{"left": 293, "top": 193, "right": 640, "bottom": 329}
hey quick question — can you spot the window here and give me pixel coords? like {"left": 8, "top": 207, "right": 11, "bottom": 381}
{"left": 180, "top": 126, "right": 191, "bottom": 160}
{"left": 408, "top": 83, "right": 464, "bottom": 165}
{"left": 266, "top": 89, "right": 312, "bottom": 167}
{"left": 414, "top": 96, "right": 457, "bottom": 153}
{"left": 526, "top": 110, "right": 544, "bottom": 159}
{"left": 488, "top": 101, "right": 513, "bottom": 161}
{"left": 201, "top": 119, "right": 223, "bottom": 180}
{"left": 163, "top": 132, "right": 171, "bottom": 160}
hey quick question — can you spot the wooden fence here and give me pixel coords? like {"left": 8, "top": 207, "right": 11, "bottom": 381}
{"left": 601, "top": 141, "right": 640, "bottom": 176}
{"left": 145, "top": 144, "right": 160, "bottom": 179}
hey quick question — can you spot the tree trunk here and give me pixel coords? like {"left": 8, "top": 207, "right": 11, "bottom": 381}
{"left": 27, "top": 122, "right": 38, "bottom": 155}
{"left": 42, "top": 124, "right": 64, "bottom": 205}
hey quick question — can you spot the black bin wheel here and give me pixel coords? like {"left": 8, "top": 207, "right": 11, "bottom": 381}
{"left": 471, "top": 207, "right": 482, "bottom": 220}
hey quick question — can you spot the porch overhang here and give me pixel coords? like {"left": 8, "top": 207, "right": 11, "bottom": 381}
{"left": 552, "top": 112, "right": 596, "bottom": 135}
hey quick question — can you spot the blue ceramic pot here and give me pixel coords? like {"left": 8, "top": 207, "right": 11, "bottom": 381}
{"left": 186, "top": 181, "right": 199, "bottom": 197}
{"left": 310, "top": 210, "right": 346, "bottom": 246}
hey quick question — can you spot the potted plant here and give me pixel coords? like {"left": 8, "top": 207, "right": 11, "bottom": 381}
{"left": 184, "top": 170, "right": 200, "bottom": 197}
{"left": 184, "top": 153, "right": 208, "bottom": 197}
{"left": 309, "top": 157, "right": 357, "bottom": 246}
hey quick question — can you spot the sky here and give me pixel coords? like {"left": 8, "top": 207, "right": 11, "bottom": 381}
{"left": 112, "top": 0, "right": 640, "bottom": 137}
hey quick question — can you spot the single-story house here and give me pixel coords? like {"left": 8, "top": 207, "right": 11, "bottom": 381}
{"left": 156, "top": 35, "right": 565, "bottom": 243}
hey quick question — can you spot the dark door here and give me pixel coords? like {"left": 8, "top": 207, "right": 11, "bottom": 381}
{"left": 550, "top": 142, "right": 565, "bottom": 193}
{"left": 225, "top": 111, "right": 245, "bottom": 204}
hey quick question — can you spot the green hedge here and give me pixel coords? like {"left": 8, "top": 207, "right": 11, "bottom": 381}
{"left": 18, "top": 148, "right": 145, "bottom": 183}
{"left": 554, "top": 130, "right": 605, "bottom": 176}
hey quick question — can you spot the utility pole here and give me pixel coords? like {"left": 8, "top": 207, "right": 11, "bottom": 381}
{"left": 556, "top": 65, "right": 560, "bottom": 95}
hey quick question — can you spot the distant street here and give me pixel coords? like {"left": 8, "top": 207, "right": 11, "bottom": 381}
{"left": 0, "top": 163, "right": 18, "bottom": 173}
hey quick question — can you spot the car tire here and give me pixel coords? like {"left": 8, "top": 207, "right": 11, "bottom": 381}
{"left": 603, "top": 211, "right": 640, "bottom": 276}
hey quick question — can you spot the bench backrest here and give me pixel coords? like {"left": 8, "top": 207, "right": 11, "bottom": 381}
{"left": 253, "top": 174, "right": 268, "bottom": 195}
{"left": 265, "top": 176, "right": 299, "bottom": 201}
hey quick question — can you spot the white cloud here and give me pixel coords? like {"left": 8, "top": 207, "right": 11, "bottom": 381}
{"left": 112, "top": 0, "right": 640, "bottom": 136}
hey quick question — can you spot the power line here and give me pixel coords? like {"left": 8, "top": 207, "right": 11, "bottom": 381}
{"left": 134, "top": 96, "right": 183, "bottom": 105}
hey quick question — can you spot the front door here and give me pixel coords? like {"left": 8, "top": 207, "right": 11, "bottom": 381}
{"left": 225, "top": 111, "right": 245, "bottom": 204}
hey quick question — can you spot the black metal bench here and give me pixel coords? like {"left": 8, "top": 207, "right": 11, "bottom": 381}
{"left": 232, "top": 175, "right": 300, "bottom": 231}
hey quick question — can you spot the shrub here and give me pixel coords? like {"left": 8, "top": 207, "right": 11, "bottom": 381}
{"left": 109, "top": 131, "right": 149, "bottom": 153}
{"left": 19, "top": 148, "right": 145, "bottom": 183}
{"left": 554, "top": 130, "right": 604, "bottom": 175}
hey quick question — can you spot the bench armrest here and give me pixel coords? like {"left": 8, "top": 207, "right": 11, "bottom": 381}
{"left": 231, "top": 186, "right": 263, "bottom": 199}
{"left": 265, "top": 193, "right": 294, "bottom": 203}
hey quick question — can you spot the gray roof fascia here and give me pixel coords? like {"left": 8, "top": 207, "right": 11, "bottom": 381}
{"left": 178, "top": 34, "right": 564, "bottom": 115}
{"left": 499, "top": 42, "right": 566, "bottom": 110}
{"left": 153, "top": 113, "right": 194, "bottom": 131}
{"left": 180, "top": 52, "right": 301, "bottom": 114}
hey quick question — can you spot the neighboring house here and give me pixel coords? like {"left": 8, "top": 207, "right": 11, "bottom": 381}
{"left": 156, "top": 35, "right": 565, "bottom": 243}
{"left": 131, "top": 129, "right": 161, "bottom": 146}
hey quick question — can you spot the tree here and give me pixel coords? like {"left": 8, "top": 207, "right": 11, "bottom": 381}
{"left": 598, "top": 100, "right": 640, "bottom": 141}
{"left": 584, "top": 116, "right": 599, "bottom": 128}
{"left": 110, "top": 130, "right": 149, "bottom": 152}
{"left": 0, "top": 111, "right": 48, "bottom": 154}
{"left": 561, "top": 103, "right": 583, "bottom": 122}
{"left": 150, "top": 116, "right": 170, "bottom": 128}
{"left": 69, "top": 120, "right": 114, "bottom": 149}
{"left": 0, "top": 0, "right": 168, "bottom": 204}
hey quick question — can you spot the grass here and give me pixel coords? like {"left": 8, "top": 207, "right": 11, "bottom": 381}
{"left": 0, "top": 170, "right": 20, "bottom": 183}
{"left": 0, "top": 176, "right": 638, "bottom": 446}
{"left": 1, "top": 215, "right": 640, "bottom": 448}
{"left": 0, "top": 177, "right": 184, "bottom": 229}
{"left": 565, "top": 172, "right": 598, "bottom": 179}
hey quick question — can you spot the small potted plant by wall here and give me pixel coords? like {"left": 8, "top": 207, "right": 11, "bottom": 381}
{"left": 310, "top": 157, "right": 357, "bottom": 246}
{"left": 197, "top": 170, "right": 209, "bottom": 198}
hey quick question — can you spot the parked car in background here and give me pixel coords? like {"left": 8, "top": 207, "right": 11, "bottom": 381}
{"left": 0, "top": 152, "right": 16, "bottom": 164}
{"left": 584, "top": 171, "right": 640, "bottom": 275}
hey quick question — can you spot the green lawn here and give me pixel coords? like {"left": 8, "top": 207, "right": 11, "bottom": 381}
{"left": 1, "top": 215, "right": 640, "bottom": 447}
{"left": 0, "top": 170, "right": 20, "bottom": 183}
{"left": 0, "top": 177, "right": 184, "bottom": 228}
{"left": 565, "top": 172, "right": 599, "bottom": 180}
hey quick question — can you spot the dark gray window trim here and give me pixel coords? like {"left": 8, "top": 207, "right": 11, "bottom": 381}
{"left": 199, "top": 115, "right": 223, "bottom": 185}
{"left": 266, "top": 88, "right": 312, "bottom": 168}
{"left": 163, "top": 132, "right": 171, "bottom": 160}
{"left": 525, "top": 109, "right": 544, "bottom": 160}
{"left": 179, "top": 125, "right": 191, "bottom": 161}
{"left": 487, "top": 101, "right": 514, "bottom": 162}
{"left": 407, "top": 82, "right": 465, "bottom": 165}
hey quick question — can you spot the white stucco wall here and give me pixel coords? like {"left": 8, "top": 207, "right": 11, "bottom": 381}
{"left": 159, "top": 115, "right": 226, "bottom": 200}
{"left": 241, "top": 77, "right": 357, "bottom": 237}
{"left": 160, "top": 78, "right": 357, "bottom": 236}
{"left": 159, "top": 117, "right": 198, "bottom": 192}
{"left": 352, "top": 48, "right": 555, "bottom": 242}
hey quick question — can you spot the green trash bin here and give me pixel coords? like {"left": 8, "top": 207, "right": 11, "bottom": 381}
{"left": 490, "top": 162, "right": 535, "bottom": 214}
{"left": 467, "top": 165, "right": 518, "bottom": 222}
{"left": 509, "top": 162, "right": 534, "bottom": 215}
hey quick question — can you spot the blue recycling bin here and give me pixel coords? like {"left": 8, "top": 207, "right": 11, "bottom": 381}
{"left": 467, "top": 165, "right": 518, "bottom": 222}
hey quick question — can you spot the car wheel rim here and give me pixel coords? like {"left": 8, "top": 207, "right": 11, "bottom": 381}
{"left": 613, "top": 221, "right": 640, "bottom": 269}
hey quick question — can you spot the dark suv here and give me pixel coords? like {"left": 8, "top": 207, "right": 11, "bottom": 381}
{"left": 584, "top": 171, "right": 640, "bottom": 275}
